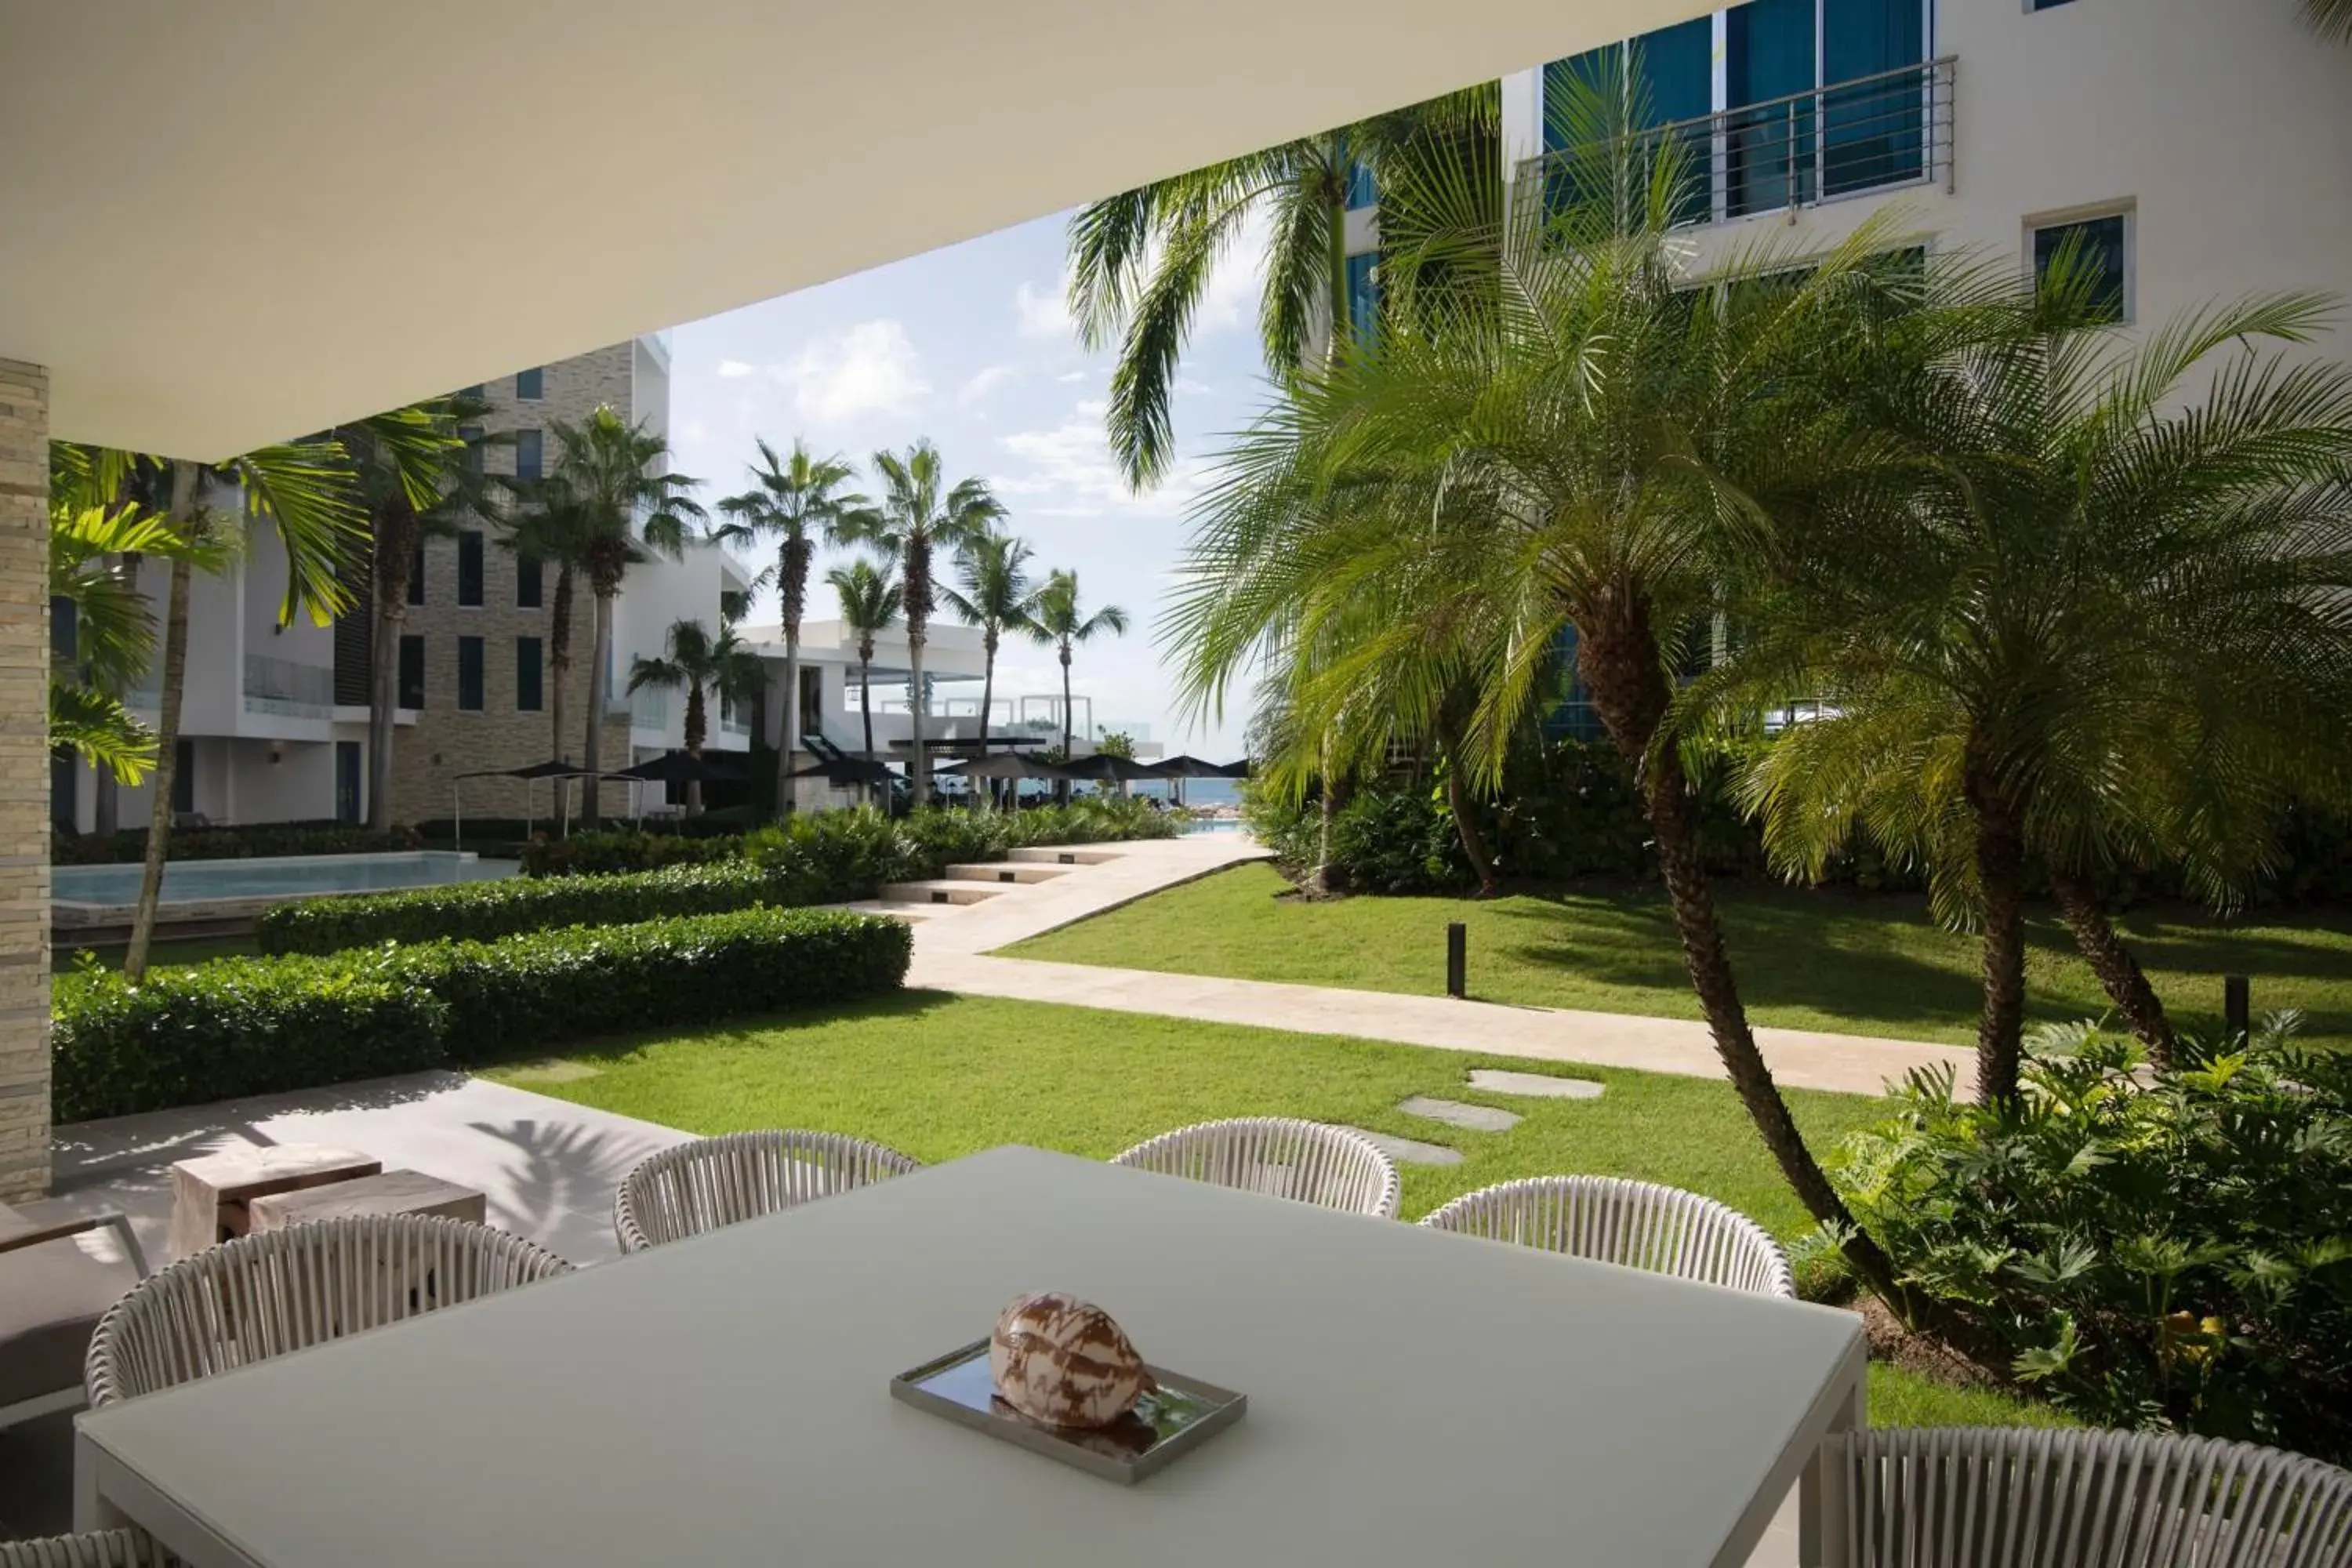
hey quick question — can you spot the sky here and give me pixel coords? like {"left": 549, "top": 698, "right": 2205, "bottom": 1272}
{"left": 665, "top": 210, "right": 1273, "bottom": 760}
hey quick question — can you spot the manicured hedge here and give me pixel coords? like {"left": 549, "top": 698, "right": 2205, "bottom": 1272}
{"left": 54, "top": 822, "right": 425, "bottom": 866}
{"left": 52, "top": 908, "right": 913, "bottom": 1121}
{"left": 254, "top": 862, "right": 818, "bottom": 956}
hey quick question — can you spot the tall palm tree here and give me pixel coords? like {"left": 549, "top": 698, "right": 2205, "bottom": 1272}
{"left": 500, "top": 495, "right": 586, "bottom": 768}
{"left": 543, "top": 406, "right": 705, "bottom": 824}
{"left": 1025, "top": 570, "right": 1129, "bottom": 760}
{"left": 827, "top": 558, "right": 902, "bottom": 764}
{"left": 1167, "top": 75, "right": 1940, "bottom": 1316}
{"left": 2310, "top": 0, "right": 2351, "bottom": 42}
{"left": 711, "top": 438, "right": 862, "bottom": 817}
{"left": 835, "top": 441, "right": 1001, "bottom": 806}
{"left": 1069, "top": 87, "right": 1496, "bottom": 488}
{"left": 1716, "top": 279, "right": 2352, "bottom": 1092}
{"left": 334, "top": 395, "right": 498, "bottom": 829}
{"left": 52, "top": 437, "right": 376, "bottom": 979}
{"left": 627, "top": 618, "right": 765, "bottom": 815}
{"left": 941, "top": 532, "right": 1043, "bottom": 790}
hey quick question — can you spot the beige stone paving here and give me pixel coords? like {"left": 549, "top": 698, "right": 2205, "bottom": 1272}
{"left": 902, "top": 831, "right": 1979, "bottom": 1101}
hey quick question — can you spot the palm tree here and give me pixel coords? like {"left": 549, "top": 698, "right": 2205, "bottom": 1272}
{"left": 334, "top": 396, "right": 498, "bottom": 830}
{"left": 627, "top": 619, "right": 765, "bottom": 815}
{"left": 52, "top": 439, "right": 374, "bottom": 979}
{"left": 543, "top": 406, "right": 705, "bottom": 824}
{"left": 500, "top": 495, "right": 586, "bottom": 768}
{"left": 711, "top": 438, "right": 862, "bottom": 818}
{"left": 1166, "top": 74, "right": 1940, "bottom": 1315}
{"left": 2310, "top": 0, "right": 2351, "bottom": 42}
{"left": 827, "top": 559, "right": 902, "bottom": 764}
{"left": 1069, "top": 87, "right": 1496, "bottom": 488}
{"left": 941, "top": 531, "right": 1044, "bottom": 797}
{"left": 1716, "top": 278, "right": 2352, "bottom": 1092}
{"left": 834, "top": 441, "right": 1001, "bottom": 806}
{"left": 1025, "top": 570, "right": 1129, "bottom": 762}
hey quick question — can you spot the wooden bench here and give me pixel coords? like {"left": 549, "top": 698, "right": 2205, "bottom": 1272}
{"left": 167, "top": 1144, "right": 382, "bottom": 1261}
{"left": 246, "top": 1170, "right": 488, "bottom": 1232}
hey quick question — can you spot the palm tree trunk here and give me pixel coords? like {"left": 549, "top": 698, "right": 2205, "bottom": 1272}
{"left": 778, "top": 532, "right": 811, "bottom": 822}
{"left": 908, "top": 618, "right": 929, "bottom": 809}
{"left": 1966, "top": 757, "right": 2030, "bottom": 1105}
{"left": 549, "top": 565, "right": 575, "bottom": 763}
{"left": 858, "top": 649, "right": 877, "bottom": 761}
{"left": 95, "top": 771, "right": 118, "bottom": 836}
{"left": 368, "top": 503, "right": 416, "bottom": 832}
{"left": 125, "top": 462, "right": 198, "bottom": 982}
{"left": 1439, "top": 723, "right": 1498, "bottom": 897}
{"left": 2052, "top": 869, "right": 2176, "bottom": 1068}
{"left": 975, "top": 630, "right": 997, "bottom": 812}
{"left": 583, "top": 589, "right": 612, "bottom": 826}
{"left": 684, "top": 684, "right": 706, "bottom": 818}
{"left": 1058, "top": 642, "right": 1076, "bottom": 807}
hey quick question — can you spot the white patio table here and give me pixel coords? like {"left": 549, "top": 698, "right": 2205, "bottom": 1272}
{"left": 76, "top": 1145, "right": 1864, "bottom": 1568}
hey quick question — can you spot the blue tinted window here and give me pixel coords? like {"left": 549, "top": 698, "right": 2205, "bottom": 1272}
{"left": 516, "top": 637, "right": 543, "bottom": 712}
{"left": 1345, "top": 252, "right": 1379, "bottom": 342}
{"left": 514, "top": 428, "right": 543, "bottom": 482}
{"left": 458, "top": 531, "right": 485, "bottom": 607}
{"left": 514, "top": 366, "right": 543, "bottom": 400}
{"left": 397, "top": 635, "right": 425, "bottom": 709}
{"left": 1346, "top": 161, "right": 1377, "bottom": 210}
{"left": 2034, "top": 215, "right": 2128, "bottom": 322}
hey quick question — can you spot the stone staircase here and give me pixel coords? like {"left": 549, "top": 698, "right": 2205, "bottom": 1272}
{"left": 879, "top": 857, "right": 1076, "bottom": 906}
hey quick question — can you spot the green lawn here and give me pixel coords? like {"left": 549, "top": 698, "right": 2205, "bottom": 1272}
{"left": 485, "top": 989, "right": 2053, "bottom": 1428}
{"left": 1004, "top": 863, "right": 2352, "bottom": 1049}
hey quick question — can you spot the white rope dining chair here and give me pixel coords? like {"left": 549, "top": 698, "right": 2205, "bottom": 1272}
{"left": 612, "top": 1131, "right": 924, "bottom": 1253}
{"left": 1418, "top": 1175, "right": 1795, "bottom": 1298}
{"left": 0, "top": 1529, "right": 165, "bottom": 1567}
{"left": 1112, "top": 1118, "right": 1402, "bottom": 1219}
{"left": 84, "top": 1214, "right": 573, "bottom": 1407}
{"left": 1843, "top": 1426, "right": 2352, "bottom": 1567}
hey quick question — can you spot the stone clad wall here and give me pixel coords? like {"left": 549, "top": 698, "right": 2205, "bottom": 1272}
{"left": 0, "top": 359, "right": 47, "bottom": 1197}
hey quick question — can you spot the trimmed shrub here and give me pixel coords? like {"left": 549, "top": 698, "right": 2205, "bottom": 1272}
{"left": 254, "top": 862, "right": 804, "bottom": 956}
{"left": 52, "top": 909, "right": 912, "bottom": 1121}
{"left": 518, "top": 829, "right": 735, "bottom": 877}
{"left": 1838, "top": 1018, "right": 2352, "bottom": 1460}
{"left": 54, "top": 822, "right": 425, "bottom": 866}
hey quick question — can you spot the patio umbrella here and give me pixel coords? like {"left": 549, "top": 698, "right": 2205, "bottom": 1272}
{"left": 939, "top": 752, "right": 1073, "bottom": 781}
{"left": 785, "top": 756, "right": 897, "bottom": 787}
{"left": 1138, "top": 754, "right": 1233, "bottom": 806}
{"left": 1054, "top": 753, "right": 1162, "bottom": 786}
{"left": 450, "top": 760, "right": 618, "bottom": 847}
{"left": 610, "top": 752, "right": 749, "bottom": 825}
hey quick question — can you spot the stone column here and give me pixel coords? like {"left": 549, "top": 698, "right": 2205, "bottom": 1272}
{"left": 0, "top": 358, "right": 49, "bottom": 1202}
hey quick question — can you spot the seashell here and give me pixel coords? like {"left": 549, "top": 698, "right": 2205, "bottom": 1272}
{"left": 989, "top": 1291, "right": 1153, "bottom": 1429}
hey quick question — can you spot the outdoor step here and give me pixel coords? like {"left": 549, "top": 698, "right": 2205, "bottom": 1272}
{"left": 880, "top": 880, "right": 1008, "bottom": 907}
{"left": 829, "top": 900, "right": 946, "bottom": 922}
{"left": 943, "top": 862, "right": 1069, "bottom": 885}
{"left": 1007, "top": 846, "right": 1127, "bottom": 866}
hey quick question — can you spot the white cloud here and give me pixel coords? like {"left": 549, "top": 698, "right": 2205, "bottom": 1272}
{"left": 957, "top": 363, "right": 1021, "bottom": 405}
{"left": 993, "top": 397, "right": 1201, "bottom": 519}
{"left": 779, "top": 320, "right": 930, "bottom": 424}
{"left": 715, "top": 358, "right": 757, "bottom": 379}
{"left": 1054, "top": 368, "right": 1091, "bottom": 384}
{"left": 1014, "top": 278, "right": 1076, "bottom": 343}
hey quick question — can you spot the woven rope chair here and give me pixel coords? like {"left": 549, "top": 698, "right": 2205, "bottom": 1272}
{"left": 612, "top": 1131, "right": 924, "bottom": 1253}
{"left": 85, "top": 1215, "right": 572, "bottom": 1408}
{"left": 1844, "top": 1427, "right": 2352, "bottom": 1567}
{"left": 0, "top": 1530, "right": 165, "bottom": 1567}
{"left": 1418, "top": 1175, "right": 1795, "bottom": 1298}
{"left": 1112, "top": 1118, "right": 1402, "bottom": 1219}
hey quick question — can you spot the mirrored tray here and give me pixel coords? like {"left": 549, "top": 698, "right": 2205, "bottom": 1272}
{"left": 889, "top": 1339, "right": 1247, "bottom": 1484}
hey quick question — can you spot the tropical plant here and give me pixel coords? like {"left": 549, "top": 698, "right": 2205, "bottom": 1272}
{"left": 835, "top": 441, "right": 1001, "bottom": 804}
{"left": 1068, "top": 86, "right": 1497, "bottom": 487}
{"left": 541, "top": 406, "right": 706, "bottom": 823}
{"left": 941, "top": 531, "right": 1043, "bottom": 791}
{"left": 1712, "top": 275, "right": 2352, "bottom": 1096}
{"left": 53, "top": 438, "right": 376, "bottom": 979}
{"left": 333, "top": 394, "right": 499, "bottom": 830}
{"left": 827, "top": 559, "right": 903, "bottom": 764}
{"left": 712, "top": 439, "right": 862, "bottom": 816}
{"left": 1167, "top": 65, "right": 1943, "bottom": 1316}
{"left": 2309, "top": 0, "right": 2351, "bottom": 43}
{"left": 627, "top": 619, "right": 765, "bottom": 814}
{"left": 501, "top": 495, "right": 585, "bottom": 769}
{"left": 1838, "top": 1017, "right": 2352, "bottom": 1460}
{"left": 1025, "top": 570, "right": 1129, "bottom": 762}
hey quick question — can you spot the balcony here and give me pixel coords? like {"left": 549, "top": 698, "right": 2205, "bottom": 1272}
{"left": 1522, "top": 56, "right": 1955, "bottom": 230}
{"left": 241, "top": 653, "right": 336, "bottom": 718}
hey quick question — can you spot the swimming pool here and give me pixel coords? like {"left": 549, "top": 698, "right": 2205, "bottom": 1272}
{"left": 53, "top": 851, "right": 514, "bottom": 909}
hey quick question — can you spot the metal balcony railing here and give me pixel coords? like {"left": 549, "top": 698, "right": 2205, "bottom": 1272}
{"left": 1520, "top": 57, "right": 1955, "bottom": 230}
{"left": 242, "top": 654, "right": 336, "bottom": 717}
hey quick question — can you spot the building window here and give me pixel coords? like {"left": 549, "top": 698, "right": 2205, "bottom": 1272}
{"left": 458, "top": 531, "right": 485, "bottom": 607}
{"left": 459, "top": 383, "right": 485, "bottom": 401}
{"left": 514, "top": 428, "right": 543, "bottom": 482}
{"left": 1345, "top": 252, "right": 1380, "bottom": 343}
{"left": 2029, "top": 0, "right": 2078, "bottom": 9}
{"left": 2031, "top": 212, "right": 2129, "bottom": 323}
{"left": 1345, "top": 161, "right": 1377, "bottom": 211}
{"left": 514, "top": 366, "right": 544, "bottom": 401}
{"left": 172, "top": 738, "right": 195, "bottom": 815}
{"left": 457, "top": 637, "right": 485, "bottom": 711}
{"left": 459, "top": 423, "right": 484, "bottom": 476}
{"left": 408, "top": 540, "right": 426, "bottom": 605}
{"left": 50, "top": 595, "right": 76, "bottom": 660}
{"left": 397, "top": 634, "right": 426, "bottom": 709}
{"left": 516, "top": 553, "right": 543, "bottom": 608}
{"left": 516, "top": 637, "right": 544, "bottom": 713}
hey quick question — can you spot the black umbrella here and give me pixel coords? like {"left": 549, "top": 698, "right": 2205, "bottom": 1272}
{"left": 449, "top": 760, "right": 628, "bottom": 845}
{"left": 1143, "top": 755, "right": 1229, "bottom": 779}
{"left": 786, "top": 756, "right": 897, "bottom": 787}
{"left": 1055, "top": 753, "right": 1163, "bottom": 785}
{"left": 610, "top": 751, "right": 747, "bottom": 786}
{"left": 939, "top": 752, "right": 1074, "bottom": 782}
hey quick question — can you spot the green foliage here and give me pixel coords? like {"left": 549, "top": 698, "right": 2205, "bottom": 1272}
{"left": 1838, "top": 1018, "right": 2352, "bottom": 1459}
{"left": 1095, "top": 731, "right": 1137, "bottom": 760}
{"left": 52, "top": 909, "right": 912, "bottom": 1121}
{"left": 55, "top": 822, "right": 425, "bottom": 866}
{"left": 518, "top": 829, "right": 737, "bottom": 877}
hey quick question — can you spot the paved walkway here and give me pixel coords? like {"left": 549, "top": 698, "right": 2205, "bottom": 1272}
{"left": 902, "top": 832, "right": 1976, "bottom": 1100}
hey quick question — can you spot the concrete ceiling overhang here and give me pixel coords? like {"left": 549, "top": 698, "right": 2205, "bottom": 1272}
{"left": 1, "top": 0, "right": 1700, "bottom": 459}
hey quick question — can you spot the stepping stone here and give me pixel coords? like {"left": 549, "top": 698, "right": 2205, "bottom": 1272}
{"left": 1346, "top": 1127, "right": 1464, "bottom": 1167}
{"left": 1467, "top": 1069, "right": 1606, "bottom": 1101}
{"left": 1399, "top": 1095, "right": 1522, "bottom": 1134}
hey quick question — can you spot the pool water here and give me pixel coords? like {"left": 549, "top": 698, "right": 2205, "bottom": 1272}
{"left": 53, "top": 851, "right": 515, "bottom": 907}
